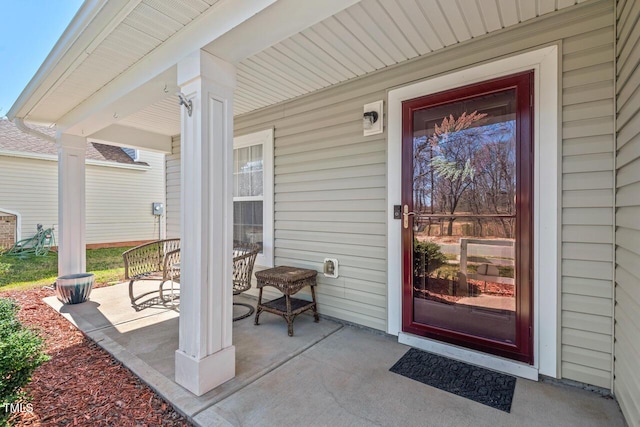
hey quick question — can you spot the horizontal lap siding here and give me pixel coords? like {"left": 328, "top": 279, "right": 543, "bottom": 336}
{"left": 236, "top": 1, "right": 617, "bottom": 384}
{"left": 166, "top": 137, "right": 181, "bottom": 239}
{"left": 0, "top": 151, "right": 165, "bottom": 245}
{"left": 164, "top": 1, "right": 617, "bottom": 387}
{"left": 0, "top": 156, "right": 58, "bottom": 241}
{"left": 615, "top": 0, "right": 640, "bottom": 425}
{"left": 560, "top": 4, "right": 616, "bottom": 389}
{"left": 236, "top": 93, "right": 388, "bottom": 331}
{"left": 85, "top": 151, "right": 165, "bottom": 244}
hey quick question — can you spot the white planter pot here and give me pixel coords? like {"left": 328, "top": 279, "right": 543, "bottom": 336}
{"left": 55, "top": 273, "right": 94, "bottom": 304}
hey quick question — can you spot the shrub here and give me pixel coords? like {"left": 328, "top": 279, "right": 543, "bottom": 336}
{"left": 0, "top": 298, "right": 49, "bottom": 422}
{"left": 413, "top": 240, "right": 447, "bottom": 276}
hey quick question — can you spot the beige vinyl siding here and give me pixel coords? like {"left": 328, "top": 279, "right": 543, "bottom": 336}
{"left": 0, "top": 151, "right": 165, "bottom": 245}
{"left": 166, "top": 136, "right": 181, "bottom": 239}
{"left": 615, "top": 0, "right": 640, "bottom": 425}
{"left": 239, "top": 1, "right": 617, "bottom": 386}
{"left": 86, "top": 150, "right": 166, "bottom": 243}
{"left": 0, "top": 156, "right": 57, "bottom": 240}
{"left": 236, "top": 100, "right": 388, "bottom": 331}
{"left": 561, "top": 9, "right": 616, "bottom": 389}
{"left": 164, "top": 0, "right": 617, "bottom": 387}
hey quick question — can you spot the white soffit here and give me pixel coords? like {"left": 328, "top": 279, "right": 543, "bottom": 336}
{"left": 232, "top": 0, "right": 589, "bottom": 116}
{"left": 123, "top": 0, "right": 588, "bottom": 126}
{"left": 118, "top": 96, "right": 181, "bottom": 136}
{"left": 22, "top": 0, "right": 587, "bottom": 133}
{"left": 28, "top": 0, "right": 220, "bottom": 124}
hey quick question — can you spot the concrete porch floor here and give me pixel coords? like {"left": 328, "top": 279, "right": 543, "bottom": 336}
{"left": 45, "top": 282, "right": 626, "bottom": 427}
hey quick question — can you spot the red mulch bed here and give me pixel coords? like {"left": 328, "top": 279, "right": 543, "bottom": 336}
{"left": 0, "top": 285, "right": 191, "bottom": 426}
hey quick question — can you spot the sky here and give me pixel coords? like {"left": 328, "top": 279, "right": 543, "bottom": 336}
{"left": 0, "top": 0, "right": 84, "bottom": 117}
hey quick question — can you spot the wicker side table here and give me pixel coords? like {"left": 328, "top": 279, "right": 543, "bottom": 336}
{"left": 254, "top": 266, "right": 319, "bottom": 336}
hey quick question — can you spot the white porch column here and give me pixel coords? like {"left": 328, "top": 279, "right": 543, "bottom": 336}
{"left": 56, "top": 134, "right": 87, "bottom": 276}
{"left": 175, "top": 50, "right": 236, "bottom": 396}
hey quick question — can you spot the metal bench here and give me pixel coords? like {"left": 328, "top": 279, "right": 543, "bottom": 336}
{"left": 123, "top": 239, "right": 180, "bottom": 308}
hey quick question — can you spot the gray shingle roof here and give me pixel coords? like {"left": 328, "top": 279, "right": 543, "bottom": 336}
{"left": 0, "top": 118, "right": 148, "bottom": 166}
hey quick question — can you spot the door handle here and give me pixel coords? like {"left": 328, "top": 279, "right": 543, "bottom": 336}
{"left": 402, "top": 205, "right": 417, "bottom": 229}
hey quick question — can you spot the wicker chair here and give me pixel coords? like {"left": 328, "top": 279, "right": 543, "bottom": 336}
{"left": 233, "top": 243, "right": 260, "bottom": 321}
{"left": 123, "top": 239, "right": 180, "bottom": 308}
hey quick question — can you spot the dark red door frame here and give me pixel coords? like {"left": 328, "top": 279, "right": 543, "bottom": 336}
{"left": 401, "top": 71, "right": 534, "bottom": 364}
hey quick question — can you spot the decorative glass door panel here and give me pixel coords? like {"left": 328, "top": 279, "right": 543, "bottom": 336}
{"left": 401, "top": 72, "right": 533, "bottom": 363}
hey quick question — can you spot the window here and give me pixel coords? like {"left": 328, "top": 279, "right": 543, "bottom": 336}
{"left": 233, "top": 128, "right": 274, "bottom": 267}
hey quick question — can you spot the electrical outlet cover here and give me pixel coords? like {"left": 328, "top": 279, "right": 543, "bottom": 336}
{"left": 323, "top": 258, "right": 339, "bottom": 278}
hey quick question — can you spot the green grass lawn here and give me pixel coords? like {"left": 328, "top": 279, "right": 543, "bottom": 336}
{"left": 0, "top": 247, "right": 132, "bottom": 291}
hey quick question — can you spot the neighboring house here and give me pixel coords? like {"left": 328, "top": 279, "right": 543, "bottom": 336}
{"left": 5, "top": 1, "right": 640, "bottom": 427}
{"left": 0, "top": 118, "right": 165, "bottom": 249}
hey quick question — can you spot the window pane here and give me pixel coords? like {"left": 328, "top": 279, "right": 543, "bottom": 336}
{"left": 233, "top": 201, "right": 263, "bottom": 252}
{"left": 411, "top": 88, "right": 518, "bottom": 344}
{"left": 234, "top": 145, "right": 263, "bottom": 197}
{"left": 250, "top": 145, "right": 263, "bottom": 196}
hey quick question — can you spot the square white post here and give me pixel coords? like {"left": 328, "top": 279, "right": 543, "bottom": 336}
{"left": 56, "top": 133, "right": 87, "bottom": 276}
{"left": 175, "top": 50, "right": 236, "bottom": 396}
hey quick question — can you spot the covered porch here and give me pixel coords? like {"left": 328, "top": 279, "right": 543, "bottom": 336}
{"left": 7, "top": 0, "right": 640, "bottom": 425}
{"left": 44, "top": 281, "right": 624, "bottom": 426}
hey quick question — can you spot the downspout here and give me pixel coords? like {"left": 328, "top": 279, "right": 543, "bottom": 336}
{"left": 13, "top": 118, "right": 56, "bottom": 143}
{"left": 9, "top": 118, "right": 55, "bottom": 248}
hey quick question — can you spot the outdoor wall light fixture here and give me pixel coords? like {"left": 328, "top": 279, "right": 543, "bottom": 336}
{"left": 363, "top": 111, "right": 378, "bottom": 130}
{"left": 363, "top": 100, "right": 383, "bottom": 136}
{"left": 177, "top": 92, "right": 193, "bottom": 117}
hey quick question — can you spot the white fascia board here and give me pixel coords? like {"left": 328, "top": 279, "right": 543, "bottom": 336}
{"left": 85, "top": 158, "right": 150, "bottom": 170}
{"left": 204, "top": 0, "right": 361, "bottom": 63}
{"left": 87, "top": 124, "right": 172, "bottom": 154}
{"left": 7, "top": 0, "right": 140, "bottom": 121}
{"left": 56, "top": 0, "right": 277, "bottom": 134}
{"left": 0, "top": 149, "right": 151, "bottom": 171}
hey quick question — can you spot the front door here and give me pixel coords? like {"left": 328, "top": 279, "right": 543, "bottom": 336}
{"left": 401, "top": 71, "right": 533, "bottom": 363}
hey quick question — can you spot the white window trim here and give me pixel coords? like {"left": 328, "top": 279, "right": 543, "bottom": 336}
{"left": 233, "top": 128, "right": 274, "bottom": 268}
{"left": 387, "top": 45, "right": 559, "bottom": 380}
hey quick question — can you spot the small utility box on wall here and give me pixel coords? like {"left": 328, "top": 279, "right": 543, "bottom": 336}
{"left": 152, "top": 202, "right": 164, "bottom": 216}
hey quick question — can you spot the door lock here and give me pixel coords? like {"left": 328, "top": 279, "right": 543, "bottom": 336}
{"left": 402, "top": 205, "right": 417, "bottom": 229}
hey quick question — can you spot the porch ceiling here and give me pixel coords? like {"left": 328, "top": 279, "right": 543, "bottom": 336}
{"left": 48, "top": 0, "right": 216, "bottom": 117}
{"left": 11, "top": 0, "right": 587, "bottom": 138}
{"left": 230, "top": 0, "right": 590, "bottom": 116}
{"left": 15, "top": 0, "right": 220, "bottom": 126}
{"left": 117, "top": 96, "right": 180, "bottom": 136}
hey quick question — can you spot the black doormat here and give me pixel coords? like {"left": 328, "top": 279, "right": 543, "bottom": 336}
{"left": 390, "top": 348, "right": 516, "bottom": 412}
